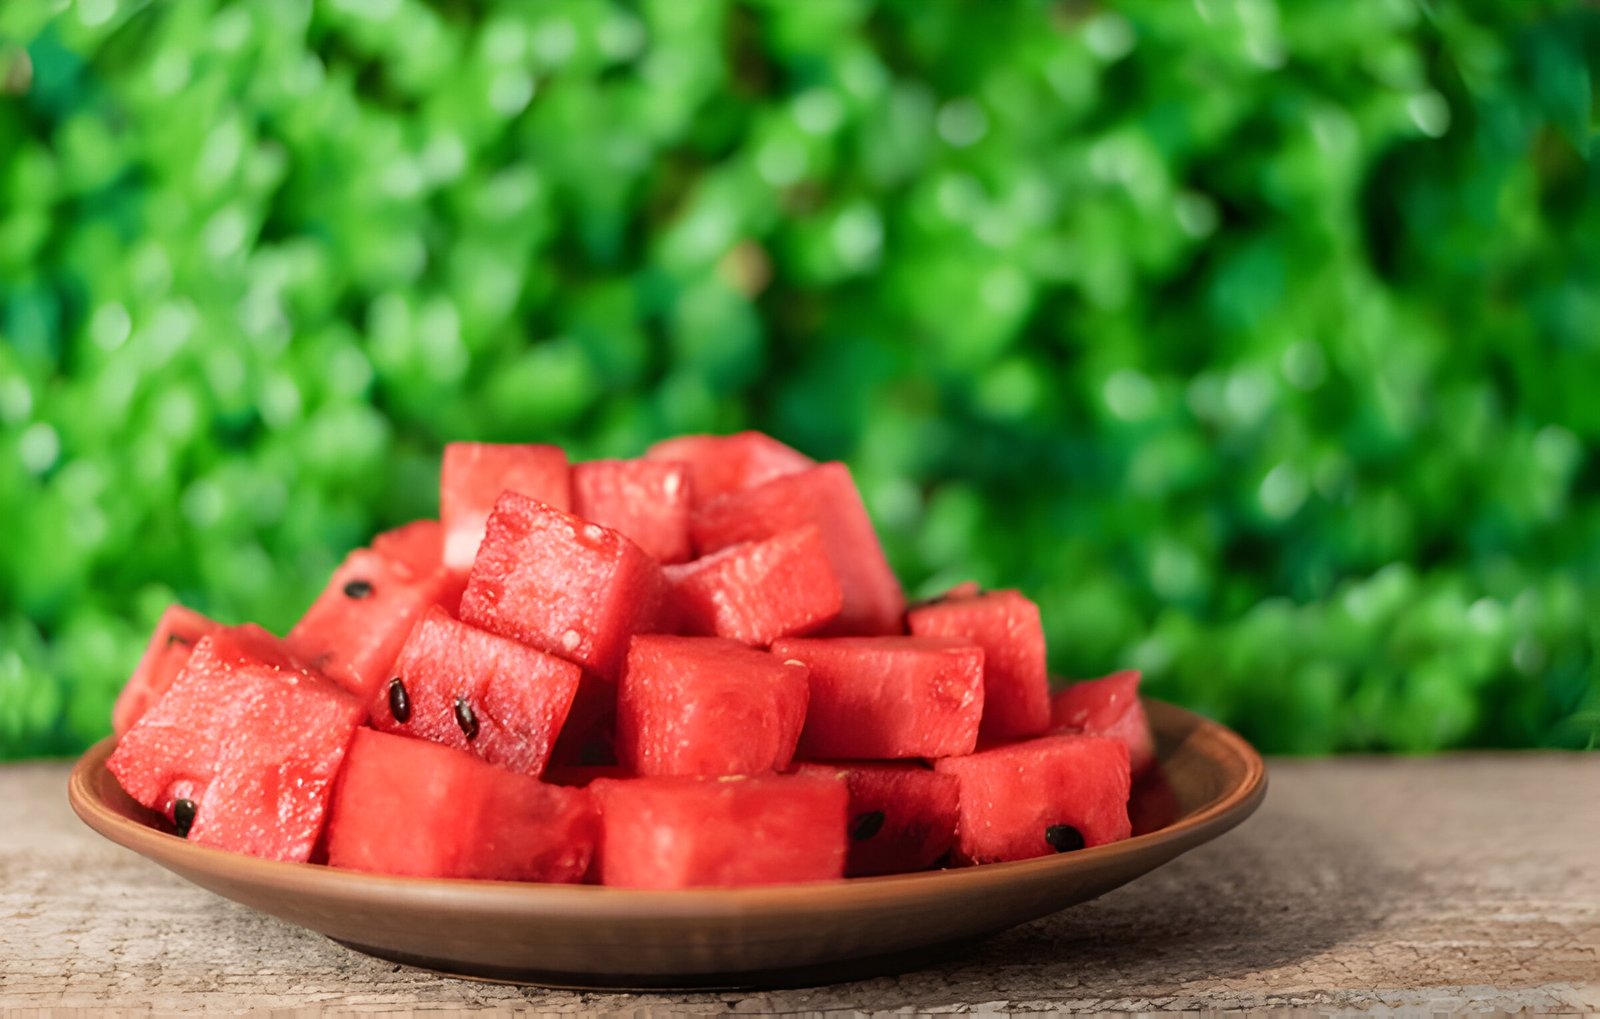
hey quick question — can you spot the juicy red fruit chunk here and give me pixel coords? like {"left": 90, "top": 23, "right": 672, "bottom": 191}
{"left": 908, "top": 587, "right": 1051, "bottom": 741}
{"left": 795, "top": 762, "right": 960, "bottom": 877}
{"left": 112, "top": 604, "right": 221, "bottom": 736}
{"left": 326, "top": 729, "right": 596, "bottom": 882}
{"left": 441, "top": 442, "right": 571, "bottom": 572}
{"left": 1050, "top": 670, "right": 1157, "bottom": 776}
{"left": 644, "top": 431, "right": 814, "bottom": 511}
{"left": 591, "top": 774, "right": 848, "bottom": 888}
{"left": 664, "top": 525, "right": 843, "bottom": 647}
{"left": 935, "top": 733, "right": 1132, "bottom": 865}
{"left": 772, "top": 636, "right": 985, "bottom": 760}
{"left": 572, "top": 458, "right": 693, "bottom": 565}
{"left": 286, "top": 547, "right": 454, "bottom": 701}
{"left": 107, "top": 628, "right": 365, "bottom": 862}
{"left": 372, "top": 519, "right": 465, "bottom": 613}
{"left": 459, "top": 491, "right": 664, "bottom": 681}
{"left": 691, "top": 462, "right": 905, "bottom": 636}
{"left": 371, "top": 519, "right": 445, "bottom": 577}
{"left": 617, "top": 635, "right": 809, "bottom": 778}
{"left": 371, "top": 607, "right": 584, "bottom": 778}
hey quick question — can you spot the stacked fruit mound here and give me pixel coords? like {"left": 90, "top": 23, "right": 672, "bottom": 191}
{"left": 107, "top": 434, "right": 1155, "bottom": 888}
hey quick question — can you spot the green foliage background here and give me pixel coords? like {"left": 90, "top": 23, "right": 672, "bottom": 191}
{"left": 1, "top": 0, "right": 1597, "bottom": 758}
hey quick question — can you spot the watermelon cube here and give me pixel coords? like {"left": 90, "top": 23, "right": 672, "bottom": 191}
{"left": 459, "top": 491, "right": 665, "bottom": 681}
{"left": 370, "top": 607, "right": 583, "bottom": 778}
{"left": 691, "top": 462, "right": 905, "bottom": 635}
{"left": 1050, "top": 670, "right": 1156, "bottom": 775}
{"left": 287, "top": 546, "right": 453, "bottom": 701}
{"left": 591, "top": 773, "right": 847, "bottom": 888}
{"left": 371, "top": 519, "right": 444, "bottom": 577}
{"left": 935, "top": 733, "right": 1132, "bottom": 864}
{"left": 326, "top": 729, "right": 596, "bottom": 882}
{"left": 441, "top": 442, "right": 571, "bottom": 572}
{"left": 107, "top": 627, "right": 365, "bottom": 862}
{"left": 572, "top": 459, "right": 692, "bottom": 565}
{"left": 794, "top": 762, "right": 960, "bottom": 877}
{"left": 372, "top": 519, "right": 465, "bottom": 613}
{"left": 772, "top": 636, "right": 985, "bottom": 760}
{"left": 908, "top": 588, "right": 1051, "bottom": 741}
{"left": 644, "top": 431, "right": 814, "bottom": 511}
{"left": 617, "top": 635, "right": 809, "bottom": 778}
{"left": 664, "top": 525, "right": 842, "bottom": 646}
{"left": 112, "top": 605, "right": 221, "bottom": 736}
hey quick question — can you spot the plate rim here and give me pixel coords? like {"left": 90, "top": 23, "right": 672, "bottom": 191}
{"left": 67, "top": 696, "right": 1267, "bottom": 915}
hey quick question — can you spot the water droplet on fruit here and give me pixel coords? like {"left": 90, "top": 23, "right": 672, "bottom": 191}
{"left": 582, "top": 524, "right": 606, "bottom": 544}
{"left": 561, "top": 629, "right": 582, "bottom": 651}
{"left": 343, "top": 579, "right": 374, "bottom": 599}
{"left": 387, "top": 677, "right": 411, "bottom": 723}
{"left": 173, "top": 798, "right": 198, "bottom": 838}
{"left": 455, "top": 697, "right": 479, "bottom": 740}
{"left": 1045, "top": 823, "right": 1085, "bottom": 853}
{"left": 850, "top": 810, "right": 886, "bottom": 842}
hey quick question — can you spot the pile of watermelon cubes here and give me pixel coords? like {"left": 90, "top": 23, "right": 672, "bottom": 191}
{"left": 107, "top": 434, "right": 1156, "bottom": 888}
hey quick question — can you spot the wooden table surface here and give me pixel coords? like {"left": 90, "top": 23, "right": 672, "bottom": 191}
{"left": 2, "top": 753, "right": 1596, "bottom": 1015}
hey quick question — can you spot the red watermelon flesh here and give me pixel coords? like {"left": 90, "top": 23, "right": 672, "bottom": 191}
{"left": 372, "top": 520, "right": 444, "bottom": 576}
{"left": 372, "top": 519, "right": 464, "bottom": 613}
{"left": 1050, "top": 670, "right": 1156, "bottom": 775}
{"left": 458, "top": 491, "right": 664, "bottom": 681}
{"left": 326, "top": 729, "right": 595, "bottom": 882}
{"left": 664, "top": 526, "right": 842, "bottom": 647}
{"left": 591, "top": 773, "right": 847, "bottom": 888}
{"left": 935, "top": 733, "right": 1132, "bottom": 864}
{"left": 794, "top": 762, "right": 960, "bottom": 877}
{"left": 572, "top": 459, "right": 692, "bottom": 565}
{"left": 286, "top": 547, "right": 453, "bottom": 702}
{"left": 441, "top": 442, "right": 571, "bottom": 572}
{"left": 644, "top": 431, "right": 814, "bottom": 511}
{"left": 370, "top": 607, "right": 583, "bottom": 778}
{"left": 107, "top": 627, "right": 365, "bottom": 862}
{"left": 617, "top": 635, "right": 809, "bottom": 778}
{"left": 691, "top": 462, "right": 905, "bottom": 636}
{"left": 773, "top": 636, "right": 985, "bottom": 760}
{"left": 112, "top": 605, "right": 221, "bottom": 736}
{"left": 908, "top": 588, "right": 1051, "bottom": 742}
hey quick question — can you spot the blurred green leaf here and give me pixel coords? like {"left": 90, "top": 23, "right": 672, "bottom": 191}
{"left": 1, "top": 0, "right": 1597, "bottom": 760}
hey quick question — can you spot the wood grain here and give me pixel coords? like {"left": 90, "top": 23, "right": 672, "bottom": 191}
{"left": 2, "top": 754, "right": 1596, "bottom": 1014}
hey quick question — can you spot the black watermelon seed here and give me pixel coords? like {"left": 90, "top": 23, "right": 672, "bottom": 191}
{"left": 850, "top": 810, "right": 886, "bottom": 842}
{"left": 173, "top": 798, "right": 197, "bottom": 839}
{"left": 454, "top": 697, "right": 479, "bottom": 740}
{"left": 343, "top": 579, "right": 374, "bottom": 599}
{"left": 387, "top": 677, "right": 411, "bottom": 723}
{"left": 166, "top": 633, "right": 193, "bottom": 648}
{"left": 1045, "top": 823, "right": 1085, "bottom": 853}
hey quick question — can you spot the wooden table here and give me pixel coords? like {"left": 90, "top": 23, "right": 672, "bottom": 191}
{"left": 2, "top": 754, "right": 1596, "bottom": 1014}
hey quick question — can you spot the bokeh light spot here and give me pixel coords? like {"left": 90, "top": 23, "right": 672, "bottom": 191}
{"left": 19, "top": 423, "right": 60, "bottom": 475}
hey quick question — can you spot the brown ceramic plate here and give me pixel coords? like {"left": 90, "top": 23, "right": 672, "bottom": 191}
{"left": 68, "top": 697, "right": 1265, "bottom": 990}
